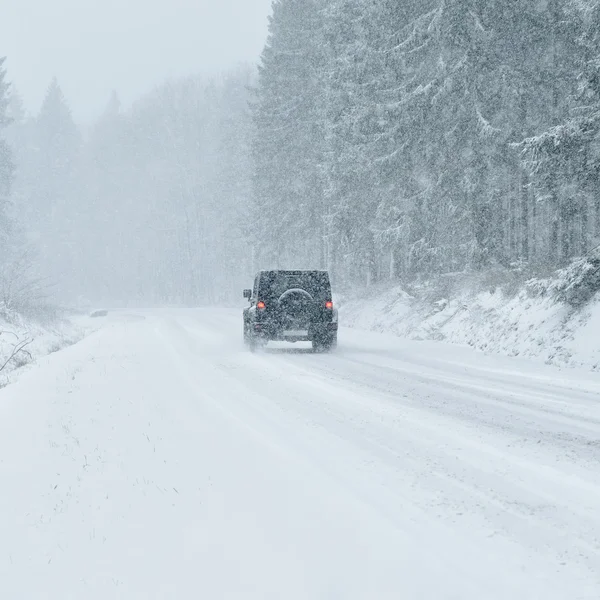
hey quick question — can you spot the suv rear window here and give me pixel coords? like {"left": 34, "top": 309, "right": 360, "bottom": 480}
{"left": 259, "top": 271, "right": 331, "bottom": 302}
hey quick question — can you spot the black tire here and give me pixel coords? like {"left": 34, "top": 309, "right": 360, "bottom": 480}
{"left": 244, "top": 323, "right": 256, "bottom": 352}
{"left": 246, "top": 329, "right": 266, "bottom": 353}
{"left": 312, "top": 334, "right": 337, "bottom": 353}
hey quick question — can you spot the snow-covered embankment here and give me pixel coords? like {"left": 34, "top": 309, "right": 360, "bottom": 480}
{"left": 339, "top": 257, "right": 600, "bottom": 371}
{"left": 0, "top": 307, "right": 100, "bottom": 387}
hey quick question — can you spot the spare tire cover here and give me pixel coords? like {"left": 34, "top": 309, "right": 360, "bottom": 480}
{"left": 278, "top": 288, "right": 313, "bottom": 303}
{"left": 278, "top": 288, "right": 313, "bottom": 322}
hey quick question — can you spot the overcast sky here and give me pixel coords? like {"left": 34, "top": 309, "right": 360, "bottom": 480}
{"left": 1, "top": 0, "right": 273, "bottom": 122}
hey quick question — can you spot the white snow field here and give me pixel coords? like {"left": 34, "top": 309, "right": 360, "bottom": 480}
{"left": 1, "top": 309, "right": 599, "bottom": 599}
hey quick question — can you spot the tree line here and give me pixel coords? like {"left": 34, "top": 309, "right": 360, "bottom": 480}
{"left": 1, "top": 1, "right": 599, "bottom": 308}
{"left": 252, "top": 0, "right": 600, "bottom": 286}
{"left": 0, "top": 63, "right": 254, "bottom": 307}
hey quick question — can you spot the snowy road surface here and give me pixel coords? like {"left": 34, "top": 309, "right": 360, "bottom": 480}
{"left": 1, "top": 309, "right": 599, "bottom": 599}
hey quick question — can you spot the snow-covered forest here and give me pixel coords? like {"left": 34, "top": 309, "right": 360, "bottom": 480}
{"left": 1, "top": 0, "right": 600, "bottom": 306}
{"left": 254, "top": 0, "right": 600, "bottom": 285}
{"left": 1, "top": 64, "right": 254, "bottom": 307}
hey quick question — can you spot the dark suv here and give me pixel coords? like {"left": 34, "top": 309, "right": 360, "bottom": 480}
{"left": 243, "top": 270, "right": 338, "bottom": 352}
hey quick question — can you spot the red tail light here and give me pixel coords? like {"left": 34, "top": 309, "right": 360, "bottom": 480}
{"left": 257, "top": 301, "right": 266, "bottom": 310}
{"left": 325, "top": 301, "right": 333, "bottom": 309}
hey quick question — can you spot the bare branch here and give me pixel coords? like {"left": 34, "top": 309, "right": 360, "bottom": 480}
{"left": 0, "top": 338, "right": 34, "bottom": 373}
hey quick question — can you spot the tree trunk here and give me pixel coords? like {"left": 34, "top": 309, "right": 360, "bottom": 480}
{"left": 520, "top": 170, "right": 529, "bottom": 262}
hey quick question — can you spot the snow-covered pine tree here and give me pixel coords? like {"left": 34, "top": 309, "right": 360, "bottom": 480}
{"left": 369, "top": 0, "right": 466, "bottom": 279}
{"left": 81, "top": 91, "right": 127, "bottom": 302}
{"left": 209, "top": 67, "right": 256, "bottom": 301}
{"left": 0, "top": 62, "right": 40, "bottom": 311}
{"left": 27, "top": 78, "right": 82, "bottom": 298}
{"left": 6, "top": 85, "right": 26, "bottom": 139}
{"left": 365, "top": 0, "right": 438, "bottom": 281}
{"left": 375, "top": 0, "right": 495, "bottom": 275}
{"left": 319, "top": 0, "right": 376, "bottom": 284}
{"left": 469, "top": 0, "right": 554, "bottom": 268}
{"left": 252, "top": 0, "right": 328, "bottom": 270}
{"left": 575, "top": 1, "right": 600, "bottom": 241}
{"left": 36, "top": 78, "right": 81, "bottom": 171}
{"left": 521, "top": 0, "right": 599, "bottom": 265}
{"left": 322, "top": 0, "right": 435, "bottom": 283}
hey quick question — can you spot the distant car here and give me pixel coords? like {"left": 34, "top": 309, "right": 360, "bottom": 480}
{"left": 243, "top": 270, "right": 338, "bottom": 352}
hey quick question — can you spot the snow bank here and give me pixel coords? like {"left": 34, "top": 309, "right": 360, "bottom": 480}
{"left": 339, "top": 269, "right": 600, "bottom": 371}
{"left": 0, "top": 306, "right": 99, "bottom": 387}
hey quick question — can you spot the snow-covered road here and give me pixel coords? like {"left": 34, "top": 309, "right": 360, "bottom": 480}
{"left": 1, "top": 309, "right": 599, "bottom": 599}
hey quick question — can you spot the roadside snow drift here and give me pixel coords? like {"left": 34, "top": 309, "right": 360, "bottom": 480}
{"left": 340, "top": 282, "right": 600, "bottom": 371}
{"left": 0, "top": 307, "right": 96, "bottom": 387}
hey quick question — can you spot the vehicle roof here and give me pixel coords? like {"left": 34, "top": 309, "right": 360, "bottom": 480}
{"left": 258, "top": 269, "right": 329, "bottom": 275}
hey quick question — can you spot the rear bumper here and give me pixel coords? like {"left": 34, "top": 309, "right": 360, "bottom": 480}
{"left": 253, "top": 321, "right": 337, "bottom": 341}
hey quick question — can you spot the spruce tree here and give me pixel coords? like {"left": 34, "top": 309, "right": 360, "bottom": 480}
{"left": 252, "top": 0, "right": 327, "bottom": 269}
{"left": 27, "top": 78, "right": 82, "bottom": 298}
{"left": 521, "top": 1, "right": 599, "bottom": 264}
